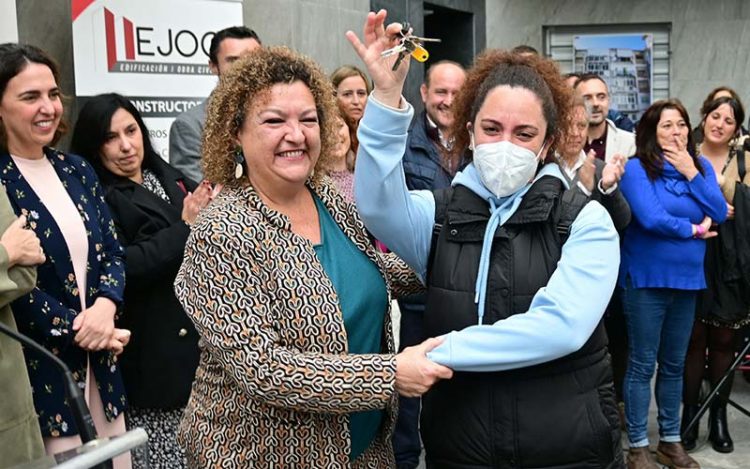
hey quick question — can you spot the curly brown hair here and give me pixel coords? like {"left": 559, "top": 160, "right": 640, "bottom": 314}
{"left": 202, "top": 46, "right": 339, "bottom": 187}
{"left": 447, "top": 50, "right": 573, "bottom": 167}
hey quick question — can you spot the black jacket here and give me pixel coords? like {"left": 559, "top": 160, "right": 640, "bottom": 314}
{"left": 403, "top": 111, "right": 454, "bottom": 191}
{"left": 422, "top": 177, "right": 623, "bottom": 469}
{"left": 101, "top": 157, "right": 200, "bottom": 409}
{"left": 724, "top": 169, "right": 750, "bottom": 287}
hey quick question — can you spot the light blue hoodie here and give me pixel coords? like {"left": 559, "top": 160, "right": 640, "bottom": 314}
{"left": 355, "top": 95, "right": 620, "bottom": 372}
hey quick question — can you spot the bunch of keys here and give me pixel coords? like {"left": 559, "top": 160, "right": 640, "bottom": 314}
{"left": 381, "top": 22, "right": 441, "bottom": 71}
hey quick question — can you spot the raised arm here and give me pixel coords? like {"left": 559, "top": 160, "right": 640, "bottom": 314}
{"left": 348, "top": 10, "right": 436, "bottom": 278}
{"left": 356, "top": 99, "right": 436, "bottom": 278}
{"left": 592, "top": 158, "right": 631, "bottom": 232}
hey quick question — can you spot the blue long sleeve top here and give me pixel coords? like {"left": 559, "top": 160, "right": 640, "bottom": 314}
{"left": 618, "top": 157, "right": 727, "bottom": 290}
{"left": 355, "top": 96, "right": 621, "bottom": 372}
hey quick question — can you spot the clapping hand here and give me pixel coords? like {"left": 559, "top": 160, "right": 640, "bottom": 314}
{"left": 726, "top": 203, "right": 735, "bottom": 220}
{"left": 662, "top": 137, "right": 698, "bottom": 181}
{"left": 182, "top": 181, "right": 213, "bottom": 225}
{"left": 346, "top": 10, "right": 409, "bottom": 108}
{"left": 601, "top": 153, "right": 626, "bottom": 191}
{"left": 578, "top": 150, "right": 597, "bottom": 193}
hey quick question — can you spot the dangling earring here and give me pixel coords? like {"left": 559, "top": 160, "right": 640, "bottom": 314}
{"left": 234, "top": 147, "right": 244, "bottom": 179}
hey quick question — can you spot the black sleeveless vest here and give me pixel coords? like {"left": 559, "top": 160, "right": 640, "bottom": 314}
{"left": 421, "top": 176, "right": 623, "bottom": 469}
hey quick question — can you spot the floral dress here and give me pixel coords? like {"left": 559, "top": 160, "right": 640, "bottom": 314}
{"left": 0, "top": 148, "right": 127, "bottom": 438}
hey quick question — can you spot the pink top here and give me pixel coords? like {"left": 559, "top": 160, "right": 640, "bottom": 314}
{"left": 328, "top": 170, "right": 355, "bottom": 205}
{"left": 12, "top": 155, "right": 89, "bottom": 309}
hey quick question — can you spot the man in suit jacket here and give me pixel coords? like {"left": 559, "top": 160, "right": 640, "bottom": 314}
{"left": 168, "top": 26, "right": 261, "bottom": 182}
{"left": 575, "top": 74, "right": 636, "bottom": 163}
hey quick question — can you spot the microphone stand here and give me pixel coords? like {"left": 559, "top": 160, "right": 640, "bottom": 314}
{"left": 0, "top": 320, "right": 111, "bottom": 469}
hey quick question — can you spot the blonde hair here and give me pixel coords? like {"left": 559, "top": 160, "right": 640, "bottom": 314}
{"left": 330, "top": 65, "right": 372, "bottom": 95}
{"left": 201, "top": 46, "right": 339, "bottom": 186}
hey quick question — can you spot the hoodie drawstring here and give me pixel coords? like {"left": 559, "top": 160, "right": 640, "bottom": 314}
{"left": 474, "top": 198, "right": 504, "bottom": 326}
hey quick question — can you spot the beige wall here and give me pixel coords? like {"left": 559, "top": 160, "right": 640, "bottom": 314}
{"left": 244, "top": 0, "right": 369, "bottom": 76}
{"left": 485, "top": 0, "right": 750, "bottom": 124}
{"left": 0, "top": 0, "right": 18, "bottom": 42}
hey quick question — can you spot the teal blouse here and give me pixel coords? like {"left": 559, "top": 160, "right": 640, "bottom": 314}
{"left": 312, "top": 195, "right": 387, "bottom": 461}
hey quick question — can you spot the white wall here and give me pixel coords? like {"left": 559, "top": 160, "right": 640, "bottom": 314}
{"left": 485, "top": 0, "right": 750, "bottom": 125}
{"left": 243, "top": 0, "right": 370, "bottom": 76}
{"left": 0, "top": 0, "right": 18, "bottom": 42}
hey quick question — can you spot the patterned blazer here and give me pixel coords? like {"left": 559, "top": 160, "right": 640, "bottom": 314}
{"left": 0, "top": 148, "right": 126, "bottom": 437}
{"left": 175, "top": 177, "right": 421, "bottom": 468}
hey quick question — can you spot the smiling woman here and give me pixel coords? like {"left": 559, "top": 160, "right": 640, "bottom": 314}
{"left": 174, "top": 46, "right": 449, "bottom": 468}
{"left": 683, "top": 95, "right": 750, "bottom": 453}
{"left": 0, "top": 43, "right": 130, "bottom": 468}
{"left": 0, "top": 62, "right": 63, "bottom": 154}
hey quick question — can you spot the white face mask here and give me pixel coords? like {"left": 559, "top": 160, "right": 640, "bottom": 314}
{"left": 470, "top": 132, "right": 546, "bottom": 198}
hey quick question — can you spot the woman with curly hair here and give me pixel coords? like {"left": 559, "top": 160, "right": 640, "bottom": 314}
{"left": 173, "top": 45, "right": 452, "bottom": 467}
{"left": 349, "top": 10, "right": 623, "bottom": 468}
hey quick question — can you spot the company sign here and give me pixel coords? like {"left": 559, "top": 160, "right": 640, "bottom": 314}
{"left": 0, "top": 0, "right": 18, "bottom": 43}
{"left": 72, "top": 0, "right": 242, "bottom": 160}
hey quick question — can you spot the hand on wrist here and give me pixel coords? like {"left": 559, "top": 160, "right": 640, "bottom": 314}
{"left": 693, "top": 224, "right": 707, "bottom": 238}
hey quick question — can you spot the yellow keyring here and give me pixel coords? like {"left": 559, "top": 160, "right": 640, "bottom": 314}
{"left": 411, "top": 45, "right": 429, "bottom": 62}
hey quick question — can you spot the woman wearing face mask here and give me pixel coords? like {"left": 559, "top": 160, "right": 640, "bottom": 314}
{"left": 349, "top": 11, "right": 623, "bottom": 468}
{"left": 618, "top": 100, "right": 727, "bottom": 469}
{"left": 682, "top": 96, "right": 749, "bottom": 453}
{"left": 331, "top": 65, "right": 371, "bottom": 154}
